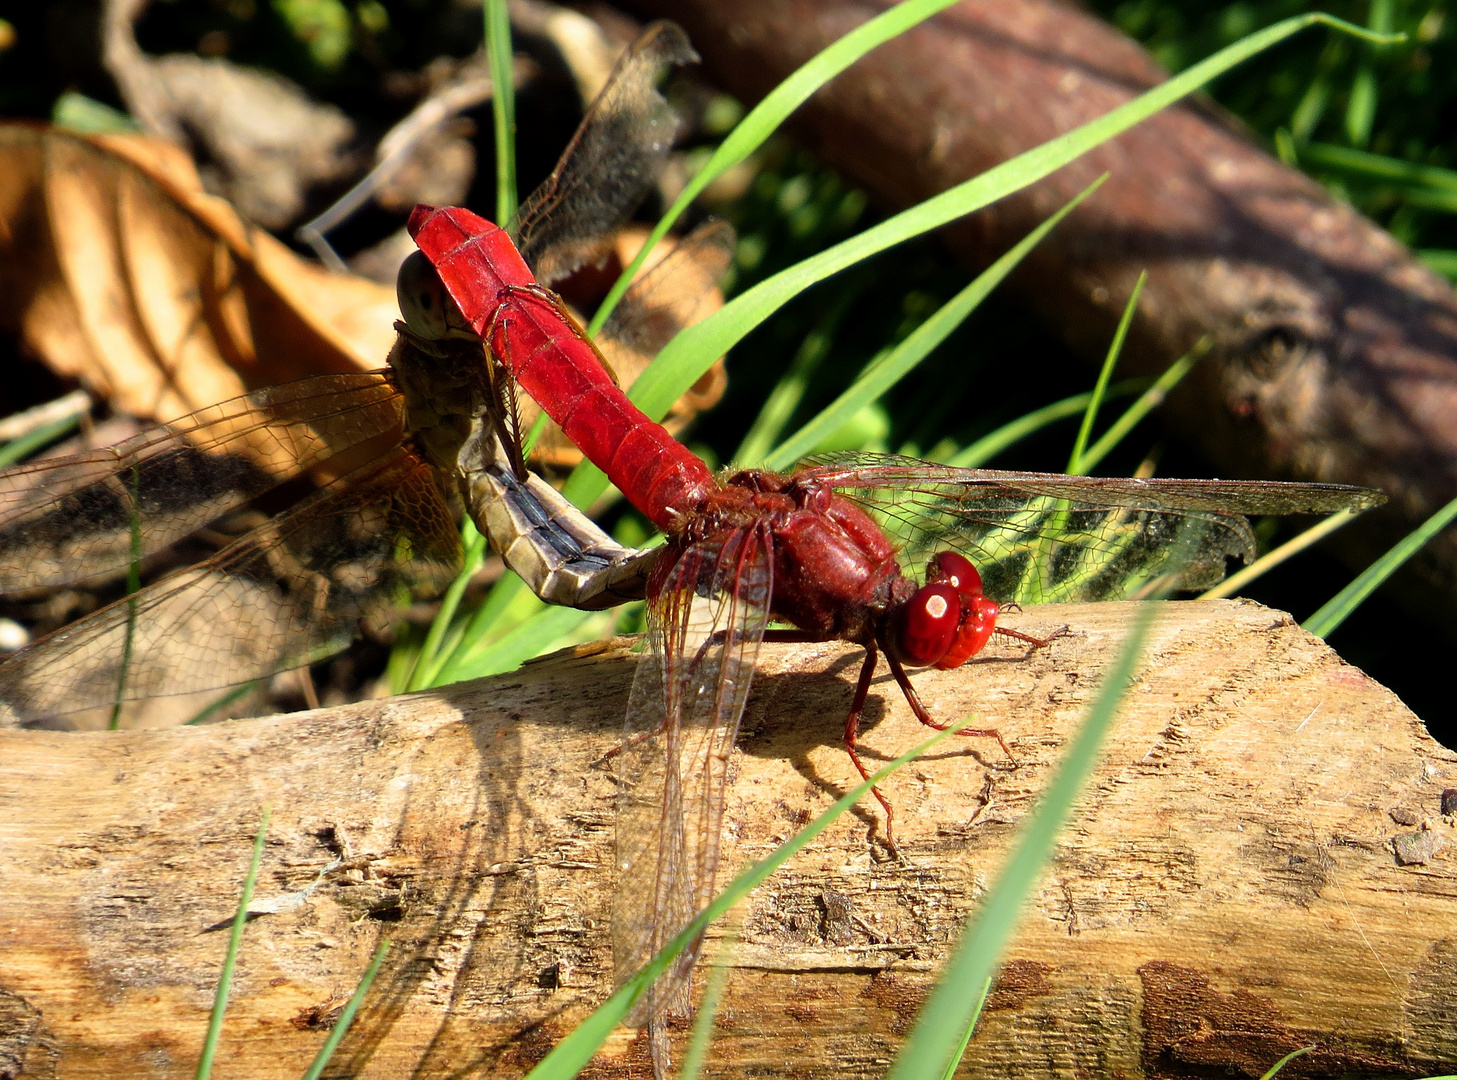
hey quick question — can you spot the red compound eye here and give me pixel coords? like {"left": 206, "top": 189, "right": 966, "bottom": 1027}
{"left": 936, "top": 595, "right": 1000, "bottom": 670}
{"left": 894, "top": 581, "right": 962, "bottom": 667}
{"left": 928, "top": 551, "right": 983, "bottom": 600}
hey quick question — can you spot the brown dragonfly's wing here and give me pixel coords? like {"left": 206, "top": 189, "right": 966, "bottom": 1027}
{"left": 0, "top": 372, "right": 404, "bottom": 594}
{"left": 597, "top": 219, "right": 736, "bottom": 365}
{"left": 0, "top": 446, "right": 459, "bottom": 729}
{"left": 801, "top": 452, "right": 1385, "bottom": 605}
{"left": 612, "top": 522, "right": 771, "bottom": 1072}
{"left": 513, "top": 21, "right": 698, "bottom": 286}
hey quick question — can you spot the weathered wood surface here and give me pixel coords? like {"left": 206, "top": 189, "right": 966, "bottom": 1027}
{"left": 615, "top": 0, "right": 1457, "bottom": 616}
{"left": 1, "top": 599, "right": 1453, "bottom": 1078}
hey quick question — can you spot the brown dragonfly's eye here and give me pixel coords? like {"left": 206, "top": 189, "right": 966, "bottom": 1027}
{"left": 397, "top": 250, "right": 451, "bottom": 339}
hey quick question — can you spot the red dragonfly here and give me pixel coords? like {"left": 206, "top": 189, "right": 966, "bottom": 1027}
{"left": 0, "top": 21, "right": 720, "bottom": 728}
{"left": 404, "top": 204, "right": 1386, "bottom": 1060}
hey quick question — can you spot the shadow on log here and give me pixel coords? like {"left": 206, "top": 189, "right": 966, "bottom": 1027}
{"left": 1, "top": 599, "right": 1453, "bottom": 1077}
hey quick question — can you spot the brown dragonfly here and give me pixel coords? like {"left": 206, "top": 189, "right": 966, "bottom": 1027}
{"left": 0, "top": 22, "right": 728, "bottom": 729}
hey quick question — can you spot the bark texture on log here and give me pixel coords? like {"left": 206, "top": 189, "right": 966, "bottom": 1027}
{"left": 615, "top": 0, "right": 1457, "bottom": 614}
{"left": 1, "top": 600, "right": 1454, "bottom": 1078}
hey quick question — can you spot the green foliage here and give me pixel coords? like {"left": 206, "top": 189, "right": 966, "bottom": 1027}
{"left": 1093, "top": 0, "right": 1457, "bottom": 268}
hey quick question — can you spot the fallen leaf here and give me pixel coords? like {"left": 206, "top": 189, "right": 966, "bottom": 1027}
{"left": 0, "top": 124, "right": 398, "bottom": 460}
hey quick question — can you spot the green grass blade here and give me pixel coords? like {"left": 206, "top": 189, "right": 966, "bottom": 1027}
{"left": 1068, "top": 270, "right": 1145, "bottom": 474}
{"left": 523, "top": 718, "right": 983, "bottom": 1079}
{"left": 936, "top": 976, "right": 993, "bottom": 1080}
{"left": 559, "top": 13, "right": 1398, "bottom": 516}
{"left": 298, "top": 938, "right": 392, "bottom": 1080}
{"left": 586, "top": 0, "right": 964, "bottom": 337}
{"left": 485, "top": 0, "right": 516, "bottom": 225}
{"left": 764, "top": 176, "right": 1107, "bottom": 472}
{"left": 185, "top": 682, "right": 259, "bottom": 726}
{"left": 885, "top": 604, "right": 1156, "bottom": 1080}
{"left": 406, "top": 519, "right": 487, "bottom": 692}
{"left": 1304, "top": 490, "right": 1457, "bottom": 638}
{"left": 195, "top": 806, "right": 271, "bottom": 1080}
{"left": 1073, "top": 340, "right": 1206, "bottom": 474}
{"left": 677, "top": 933, "right": 738, "bottom": 1080}
{"left": 435, "top": 603, "right": 595, "bottom": 685}
{"left": 1297, "top": 141, "right": 1457, "bottom": 192}
{"left": 1258, "top": 1046, "right": 1314, "bottom": 1080}
{"left": 0, "top": 411, "right": 83, "bottom": 468}
{"left": 945, "top": 382, "right": 1146, "bottom": 469}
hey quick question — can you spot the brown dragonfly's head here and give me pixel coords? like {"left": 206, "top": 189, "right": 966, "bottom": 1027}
{"left": 396, "top": 250, "right": 478, "bottom": 344}
{"left": 884, "top": 551, "right": 1000, "bottom": 671}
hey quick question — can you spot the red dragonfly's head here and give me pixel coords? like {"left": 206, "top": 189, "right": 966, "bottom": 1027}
{"left": 887, "top": 551, "right": 1000, "bottom": 670}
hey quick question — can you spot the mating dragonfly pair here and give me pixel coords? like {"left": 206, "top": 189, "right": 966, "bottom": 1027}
{"left": 0, "top": 19, "right": 1382, "bottom": 1073}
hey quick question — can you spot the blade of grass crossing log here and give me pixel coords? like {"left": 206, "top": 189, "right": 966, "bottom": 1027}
{"left": 885, "top": 604, "right": 1156, "bottom": 1080}
{"left": 1067, "top": 271, "right": 1145, "bottom": 474}
{"left": 586, "top": 0, "right": 966, "bottom": 338}
{"left": 194, "top": 807, "right": 271, "bottom": 1080}
{"left": 299, "top": 939, "right": 392, "bottom": 1080}
{"left": 1259, "top": 1046, "right": 1315, "bottom": 1080}
{"left": 763, "top": 177, "right": 1106, "bottom": 473}
{"left": 678, "top": 933, "right": 739, "bottom": 1080}
{"left": 1304, "top": 490, "right": 1457, "bottom": 638}
{"left": 522, "top": 719, "right": 983, "bottom": 1079}
{"left": 936, "top": 976, "right": 993, "bottom": 1080}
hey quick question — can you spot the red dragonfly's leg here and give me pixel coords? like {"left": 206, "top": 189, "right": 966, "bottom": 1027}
{"left": 841, "top": 643, "right": 903, "bottom": 851}
{"left": 884, "top": 651, "right": 1018, "bottom": 767}
{"left": 759, "top": 630, "right": 908, "bottom": 849}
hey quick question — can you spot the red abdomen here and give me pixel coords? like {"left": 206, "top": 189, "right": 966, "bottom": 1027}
{"left": 408, "top": 205, "right": 716, "bottom": 531}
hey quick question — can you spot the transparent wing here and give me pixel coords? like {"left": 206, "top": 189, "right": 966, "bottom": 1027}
{"left": 0, "top": 446, "right": 459, "bottom": 729}
{"left": 0, "top": 372, "right": 404, "bottom": 594}
{"left": 598, "top": 219, "right": 736, "bottom": 366}
{"left": 513, "top": 21, "right": 698, "bottom": 285}
{"left": 801, "top": 452, "right": 1384, "bottom": 605}
{"left": 612, "top": 523, "right": 772, "bottom": 1034}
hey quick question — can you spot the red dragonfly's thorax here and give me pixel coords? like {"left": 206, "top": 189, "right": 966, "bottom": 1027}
{"left": 683, "top": 470, "right": 911, "bottom": 643}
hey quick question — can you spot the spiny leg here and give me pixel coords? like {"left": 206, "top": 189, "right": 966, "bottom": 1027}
{"left": 993, "top": 622, "right": 1071, "bottom": 653}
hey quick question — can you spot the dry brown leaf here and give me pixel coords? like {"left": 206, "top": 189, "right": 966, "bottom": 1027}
{"left": 0, "top": 125, "right": 723, "bottom": 477}
{"left": 0, "top": 124, "right": 398, "bottom": 434}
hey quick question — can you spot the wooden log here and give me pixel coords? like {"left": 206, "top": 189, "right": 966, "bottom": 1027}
{"left": 0, "top": 599, "right": 1453, "bottom": 1078}
{"left": 613, "top": 0, "right": 1457, "bottom": 617}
